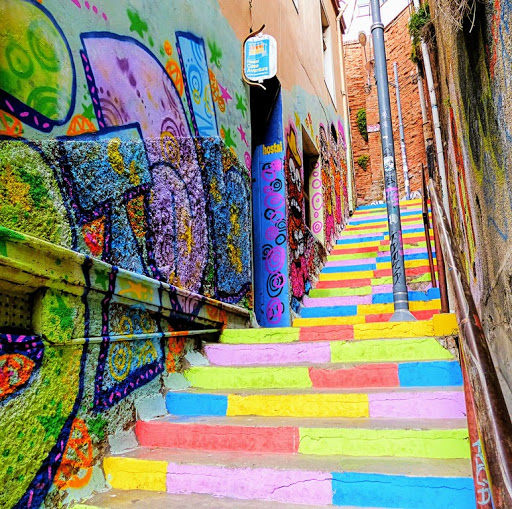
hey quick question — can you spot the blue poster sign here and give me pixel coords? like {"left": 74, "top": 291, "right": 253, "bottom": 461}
{"left": 243, "top": 34, "right": 277, "bottom": 83}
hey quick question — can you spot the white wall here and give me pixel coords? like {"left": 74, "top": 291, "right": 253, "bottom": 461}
{"left": 341, "top": 0, "right": 412, "bottom": 43}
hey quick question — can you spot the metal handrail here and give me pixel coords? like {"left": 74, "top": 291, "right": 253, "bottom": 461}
{"left": 428, "top": 179, "right": 512, "bottom": 508}
{"left": 420, "top": 164, "right": 437, "bottom": 288}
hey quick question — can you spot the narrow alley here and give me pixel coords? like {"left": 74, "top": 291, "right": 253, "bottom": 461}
{"left": 0, "top": 0, "right": 511, "bottom": 508}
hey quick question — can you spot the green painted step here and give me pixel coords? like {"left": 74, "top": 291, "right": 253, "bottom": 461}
{"left": 298, "top": 427, "right": 470, "bottom": 458}
{"left": 331, "top": 338, "right": 453, "bottom": 363}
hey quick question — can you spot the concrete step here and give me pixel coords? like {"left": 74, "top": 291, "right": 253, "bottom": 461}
{"left": 220, "top": 316, "right": 458, "bottom": 343}
{"left": 99, "top": 448, "right": 475, "bottom": 508}
{"left": 184, "top": 360, "right": 463, "bottom": 390}
{"left": 300, "top": 302, "right": 440, "bottom": 320}
{"left": 318, "top": 266, "right": 436, "bottom": 282}
{"left": 205, "top": 337, "right": 453, "bottom": 366}
{"left": 292, "top": 315, "right": 457, "bottom": 334}
{"left": 135, "top": 416, "right": 470, "bottom": 459}
{"left": 311, "top": 274, "right": 435, "bottom": 294}
{"left": 165, "top": 387, "right": 466, "bottom": 419}
{"left": 75, "top": 489, "right": 346, "bottom": 509}
{"left": 302, "top": 298, "right": 439, "bottom": 314}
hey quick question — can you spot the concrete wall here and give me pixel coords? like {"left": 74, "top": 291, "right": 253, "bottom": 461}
{"left": 0, "top": 0, "right": 350, "bottom": 507}
{"left": 429, "top": 1, "right": 512, "bottom": 401}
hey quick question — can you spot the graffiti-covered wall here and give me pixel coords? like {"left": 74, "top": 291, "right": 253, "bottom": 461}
{"left": 0, "top": 1, "right": 253, "bottom": 507}
{"left": 429, "top": 1, "right": 512, "bottom": 400}
{"left": 0, "top": 0, "right": 252, "bottom": 306}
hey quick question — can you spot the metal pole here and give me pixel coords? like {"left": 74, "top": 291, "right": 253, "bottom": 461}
{"left": 412, "top": 0, "right": 450, "bottom": 216}
{"left": 370, "top": 0, "right": 415, "bottom": 321}
{"left": 393, "top": 62, "right": 410, "bottom": 200}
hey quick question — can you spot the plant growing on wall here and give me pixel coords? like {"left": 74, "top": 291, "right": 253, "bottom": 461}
{"left": 431, "top": 0, "right": 478, "bottom": 31}
{"left": 357, "top": 154, "right": 370, "bottom": 171}
{"left": 409, "top": 3, "right": 431, "bottom": 64}
{"left": 356, "top": 108, "right": 368, "bottom": 142}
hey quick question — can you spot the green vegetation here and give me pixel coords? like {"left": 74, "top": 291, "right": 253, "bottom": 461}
{"left": 356, "top": 109, "right": 368, "bottom": 142}
{"left": 408, "top": 3, "right": 431, "bottom": 64}
{"left": 357, "top": 154, "right": 370, "bottom": 171}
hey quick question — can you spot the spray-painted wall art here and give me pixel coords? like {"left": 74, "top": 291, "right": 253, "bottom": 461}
{"left": 0, "top": 1, "right": 252, "bottom": 507}
{"left": 1, "top": 0, "right": 252, "bottom": 306}
{"left": 430, "top": 0, "right": 512, "bottom": 430}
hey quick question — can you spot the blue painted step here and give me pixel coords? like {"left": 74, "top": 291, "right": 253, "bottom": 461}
{"left": 332, "top": 472, "right": 475, "bottom": 508}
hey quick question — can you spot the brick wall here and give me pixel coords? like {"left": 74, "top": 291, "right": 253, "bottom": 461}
{"left": 345, "top": 6, "right": 428, "bottom": 204}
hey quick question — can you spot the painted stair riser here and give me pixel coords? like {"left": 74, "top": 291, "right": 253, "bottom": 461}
{"left": 314, "top": 274, "right": 437, "bottom": 289}
{"left": 135, "top": 421, "right": 470, "bottom": 459}
{"left": 327, "top": 248, "right": 431, "bottom": 262}
{"left": 103, "top": 457, "right": 475, "bottom": 509}
{"left": 205, "top": 338, "right": 453, "bottom": 366}
{"left": 221, "top": 316, "right": 458, "bottom": 342}
{"left": 336, "top": 234, "right": 431, "bottom": 244}
{"left": 311, "top": 273, "right": 435, "bottom": 292}
{"left": 323, "top": 255, "right": 436, "bottom": 271}
{"left": 165, "top": 391, "right": 467, "bottom": 419}
{"left": 184, "top": 361, "right": 463, "bottom": 390}
{"left": 300, "top": 302, "right": 440, "bottom": 319}
{"left": 301, "top": 295, "right": 440, "bottom": 310}
{"left": 295, "top": 309, "right": 439, "bottom": 324}
{"left": 319, "top": 267, "right": 436, "bottom": 282}
{"left": 309, "top": 283, "right": 434, "bottom": 298}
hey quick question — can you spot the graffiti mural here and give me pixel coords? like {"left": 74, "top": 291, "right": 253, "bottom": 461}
{"left": 0, "top": 0, "right": 76, "bottom": 132}
{"left": 252, "top": 93, "right": 291, "bottom": 327}
{"left": 0, "top": 0, "right": 253, "bottom": 507}
{"left": 319, "top": 123, "right": 348, "bottom": 246}
{"left": 284, "top": 124, "right": 326, "bottom": 307}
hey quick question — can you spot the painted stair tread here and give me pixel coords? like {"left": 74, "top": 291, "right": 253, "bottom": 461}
{"left": 205, "top": 337, "right": 454, "bottom": 366}
{"left": 141, "top": 414, "right": 467, "bottom": 430}
{"left": 103, "top": 447, "right": 473, "bottom": 478}
{"left": 165, "top": 389, "right": 467, "bottom": 419}
{"left": 221, "top": 328, "right": 449, "bottom": 345}
{"left": 101, "top": 449, "right": 474, "bottom": 508}
{"left": 184, "top": 361, "right": 463, "bottom": 389}
{"left": 77, "top": 489, "right": 342, "bottom": 509}
{"left": 135, "top": 417, "right": 470, "bottom": 458}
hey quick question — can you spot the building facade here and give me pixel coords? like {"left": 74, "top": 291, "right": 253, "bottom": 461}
{"left": 0, "top": 0, "right": 352, "bottom": 507}
{"left": 343, "top": 0, "right": 428, "bottom": 204}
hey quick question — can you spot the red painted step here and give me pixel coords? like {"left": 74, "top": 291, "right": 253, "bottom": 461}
{"left": 309, "top": 363, "right": 399, "bottom": 388}
{"left": 136, "top": 420, "right": 299, "bottom": 453}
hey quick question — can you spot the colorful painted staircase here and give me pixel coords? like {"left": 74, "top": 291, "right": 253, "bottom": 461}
{"left": 80, "top": 199, "right": 475, "bottom": 509}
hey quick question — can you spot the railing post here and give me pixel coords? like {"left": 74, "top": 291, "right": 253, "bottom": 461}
{"left": 421, "top": 164, "right": 437, "bottom": 288}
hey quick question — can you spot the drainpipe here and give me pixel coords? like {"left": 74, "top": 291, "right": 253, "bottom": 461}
{"left": 370, "top": 0, "right": 415, "bottom": 322}
{"left": 393, "top": 62, "right": 411, "bottom": 200}
{"left": 336, "top": 7, "right": 356, "bottom": 213}
{"left": 412, "top": 0, "right": 450, "bottom": 216}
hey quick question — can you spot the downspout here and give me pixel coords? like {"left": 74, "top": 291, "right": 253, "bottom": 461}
{"left": 412, "top": 0, "right": 450, "bottom": 215}
{"left": 336, "top": 6, "right": 356, "bottom": 213}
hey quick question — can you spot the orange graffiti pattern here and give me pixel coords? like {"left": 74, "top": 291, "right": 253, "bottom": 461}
{"left": 0, "top": 354, "right": 35, "bottom": 400}
{"left": 0, "top": 110, "right": 24, "bottom": 138}
{"left": 54, "top": 418, "right": 93, "bottom": 490}
{"left": 66, "top": 114, "right": 97, "bottom": 136}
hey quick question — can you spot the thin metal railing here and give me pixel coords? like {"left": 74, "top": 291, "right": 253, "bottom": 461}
{"left": 420, "top": 164, "right": 437, "bottom": 288}
{"left": 428, "top": 179, "right": 512, "bottom": 508}
{"left": 421, "top": 164, "right": 450, "bottom": 312}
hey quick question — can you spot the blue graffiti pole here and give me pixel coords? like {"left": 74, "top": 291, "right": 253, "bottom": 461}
{"left": 370, "top": 0, "right": 415, "bottom": 321}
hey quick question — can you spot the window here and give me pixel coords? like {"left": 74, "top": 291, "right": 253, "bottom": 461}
{"left": 357, "top": 0, "right": 370, "bottom": 16}
{"left": 320, "top": 2, "right": 336, "bottom": 105}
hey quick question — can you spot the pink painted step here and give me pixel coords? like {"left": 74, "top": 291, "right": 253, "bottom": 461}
{"left": 205, "top": 342, "right": 331, "bottom": 366}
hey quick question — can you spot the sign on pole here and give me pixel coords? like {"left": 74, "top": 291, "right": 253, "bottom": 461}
{"left": 243, "top": 33, "right": 277, "bottom": 84}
